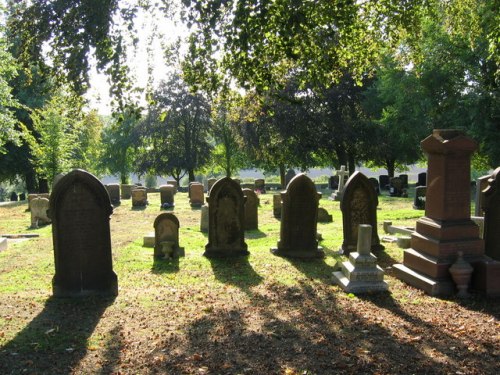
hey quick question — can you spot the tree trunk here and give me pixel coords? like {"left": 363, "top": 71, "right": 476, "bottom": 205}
{"left": 188, "top": 169, "right": 195, "bottom": 182}
{"left": 120, "top": 174, "right": 129, "bottom": 184}
{"left": 279, "top": 164, "right": 286, "bottom": 189}
{"left": 335, "top": 146, "right": 347, "bottom": 168}
{"left": 386, "top": 159, "right": 395, "bottom": 178}
{"left": 348, "top": 154, "right": 355, "bottom": 176}
{"left": 39, "top": 178, "right": 49, "bottom": 193}
{"left": 25, "top": 169, "right": 37, "bottom": 193}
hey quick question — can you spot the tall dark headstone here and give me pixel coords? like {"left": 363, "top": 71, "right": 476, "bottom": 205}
{"left": 389, "top": 177, "right": 403, "bottom": 197}
{"left": 413, "top": 186, "right": 427, "bottom": 210}
{"left": 416, "top": 172, "right": 427, "bottom": 187}
{"left": 204, "top": 177, "right": 248, "bottom": 257}
{"left": 340, "top": 171, "right": 384, "bottom": 255}
{"left": 368, "top": 177, "right": 380, "bottom": 196}
{"left": 50, "top": 169, "right": 118, "bottom": 297}
{"left": 379, "top": 175, "right": 390, "bottom": 190}
{"left": 243, "top": 188, "right": 259, "bottom": 231}
{"left": 394, "top": 130, "right": 500, "bottom": 296}
{"left": 159, "top": 184, "right": 175, "bottom": 208}
{"left": 484, "top": 167, "right": 500, "bottom": 261}
{"left": 399, "top": 174, "right": 409, "bottom": 188}
{"left": 10, "top": 192, "right": 18, "bottom": 201}
{"left": 271, "top": 174, "right": 324, "bottom": 258}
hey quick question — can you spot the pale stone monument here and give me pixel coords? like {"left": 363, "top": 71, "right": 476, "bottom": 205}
{"left": 121, "top": 184, "right": 136, "bottom": 199}
{"left": 159, "top": 184, "right": 175, "bottom": 208}
{"left": 331, "top": 165, "right": 349, "bottom": 201}
{"left": 166, "top": 180, "right": 178, "bottom": 194}
{"left": 189, "top": 182, "right": 204, "bottom": 207}
{"left": 131, "top": 187, "right": 148, "bottom": 207}
{"left": 153, "top": 213, "right": 184, "bottom": 259}
{"left": 200, "top": 204, "right": 209, "bottom": 233}
{"left": 30, "top": 197, "right": 51, "bottom": 228}
{"left": 243, "top": 188, "right": 258, "bottom": 230}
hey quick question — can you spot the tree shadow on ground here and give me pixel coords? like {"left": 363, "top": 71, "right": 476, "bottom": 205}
{"left": 151, "top": 256, "right": 180, "bottom": 274}
{"left": 284, "top": 255, "right": 337, "bottom": 283}
{"left": 0, "top": 296, "right": 115, "bottom": 374}
{"left": 244, "top": 229, "right": 267, "bottom": 239}
{"left": 207, "top": 256, "right": 263, "bottom": 293}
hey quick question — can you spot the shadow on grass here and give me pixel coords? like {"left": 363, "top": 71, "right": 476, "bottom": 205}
{"left": 285, "top": 256, "right": 337, "bottom": 282}
{"left": 207, "top": 256, "right": 263, "bottom": 293}
{"left": 244, "top": 229, "right": 267, "bottom": 239}
{"left": 151, "top": 256, "right": 180, "bottom": 274}
{"left": 0, "top": 295, "right": 115, "bottom": 374}
{"left": 131, "top": 206, "right": 147, "bottom": 211}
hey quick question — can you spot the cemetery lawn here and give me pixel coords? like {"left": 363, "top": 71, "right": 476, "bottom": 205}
{"left": 0, "top": 191, "right": 499, "bottom": 375}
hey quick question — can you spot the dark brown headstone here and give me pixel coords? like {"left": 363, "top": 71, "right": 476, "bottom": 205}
{"left": 243, "top": 188, "right": 259, "bottom": 230}
{"left": 394, "top": 130, "right": 500, "bottom": 296}
{"left": 254, "top": 178, "right": 266, "bottom": 193}
{"left": 484, "top": 168, "right": 500, "bottom": 261}
{"left": 105, "top": 183, "right": 121, "bottom": 205}
{"left": 379, "top": 175, "right": 390, "bottom": 190}
{"left": 204, "top": 177, "right": 248, "bottom": 257}
{"left": 120, "top": 184, "right": 136, "bottom": 199}
{"left": 369, "top": 177, "right": 380, "bottom": 195}
{"left": 399, "top": 174, "right": 409, "bottom": 188}
{"left": 271, "top": 174, "right": 324, "bottom": 258}
{"left": 50, "top": 169, "right": 118, "bottom": 297}
{"left": 413, "top": 186, "right": 426, "bottom": 210}
{"left": 416, "top": 172, "right": 427, "bottom": 187}
{"left": 159, "top": 184, "right": 175, "bottom": 208}
{"left": 340, "top": 171, "right": 383, "bottom": 255}
{"left": 189, "top": 183, "right": 204, "bottom": 207}
{"left": 389, "top": 177, "right": 403, "bottom": 197}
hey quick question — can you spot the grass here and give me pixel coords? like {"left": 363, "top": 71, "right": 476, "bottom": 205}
{"left": 0, "top": 186, "right": 498, "bottom": 374}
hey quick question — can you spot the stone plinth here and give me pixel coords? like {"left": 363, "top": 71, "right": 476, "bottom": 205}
{"left": 333, "top": 225, "right": 388, "bottom": 294}
{"left": 105, "top": 183, "right": 121, "bottom": 205}
{"left": 189, "top": 183, "right": 204, "bottom": 207}
{"left": 131, "top": 188, "right": 148, "bottom": 207}
{"left": 394, "top": 129, "right": 499, "bottom": 296}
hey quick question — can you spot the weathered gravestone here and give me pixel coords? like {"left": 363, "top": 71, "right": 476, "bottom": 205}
{"left": 413, "top": 186, "right": 427, "bottom": 210}
{"left": 483, "top": 167, "right": 500, "bottom": 261}
{"left": 105, "top": 183, "right": 121, "bottom": 205}
{"left": 153, "top": 213, "right": 184, "bottom": 259}
{"left": 200, "top": 204, "right": 209, "bottom": 233}
{"left": 10, "top": 192, "right": 18, "bottom": 201}
{"left": 271, "top": 174, "right": 324, "bottom": 258}
{"left": 333, "top": 224, "right": 388, "bottom": 294}
{"left": 273, "top": 194, "right": 282, "bottom": 218}
{"left": 317, "top": 207, "right": 333, "bottom": 223}
{"left": 27, "top": 193, "right": 50, "bottom": 211}
{"left": 254, "top": 178, "right": 266, "bottom": 193}
{"left": 121, "top": 184, "right": 136, "bottom": 199}
{"left": 416, "top": 172, "right": 427, "bottom": 187}
{"left": 189, "top": 182, "right": 205, "bottom": 207}
{"left": 30, "top": 197, "right": 51, "bottom": 228}
{"left": 285, "top": 169, "right": 296, "bottom": 188}
{"left": 389, "top": 177, "right": 404, "bottom": 197}
{"left": 340, "top": 171, "right": 384, "bottom": 255}
{"left": 329, "top": 175, "right": 339, "bottom": 190}
{"left": 394, "top": 130, "right": 500, "bottom": 296}
{"left": 243, "top": 188, "right": 259, "bottom": 230}
{"left": 52, "top": 173, "right": 66, "bottom": 190}
{"left": 19, "top": 193, "right": 26, "bottom": 201}
{"left": 399, "top": 174, "right": 409, "bottom": 189}
{"left": 475, "top": 174, "right": 491, "bottom": 216}
{"left": 166, "top": 180, "right": 178, "bottom": 194}
{"left": 207, "top": 178, "right": 217, "bottom": 193}
{"left": 331, "top": 165, "right": 349, "bottom": 201}
{"left": 131, "top": 187, "right": 148, "bottom": 207}
{"left": 50, "top": 169, "right": 118, "bottom": 297}
{"left": 378, "top": 175, "right": 390, "bottom": 190}
{"left": 204, "top": 177, "right": 248, "bottom": 257}
{"left": 369, "top": 177, "right": 380, "bottom": 195}
{"left": 159, "top": 184, "right": 175, "bottom": 209}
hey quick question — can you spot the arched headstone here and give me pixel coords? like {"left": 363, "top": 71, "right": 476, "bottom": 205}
{"left": 340, "top": 171, "right": 384, "bottom": 255}
{"left": 50, "top": 169, "right": 118, "bottom": 297}
{"left": 154, "top": 213, "right": 184, "bottom": 259}
{"left": 204, "top": 177, "right": 248, "bottom": 257}
{"left": 271, "top": 174, "right": 324, "bottom": 258}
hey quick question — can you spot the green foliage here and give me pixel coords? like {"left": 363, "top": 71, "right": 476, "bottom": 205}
{"left": 72, "top": 110, "right": 105, "bottom": 175}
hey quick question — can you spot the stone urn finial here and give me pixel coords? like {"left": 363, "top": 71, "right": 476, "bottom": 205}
{"left": 449, "top": 251, "right": 473, "bottom": 298}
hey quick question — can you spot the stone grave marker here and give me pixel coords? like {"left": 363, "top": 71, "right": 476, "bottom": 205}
{"left": 379, "top": 175, "right": 390, "bottom": 190}
{"left": 329, "top": 175, "right": 339, "bottom": 190}
{"left": 200, "top": 204, "right": 209, "bottom": 233}
{"left": 105, "top": 183, "right": 121, "bottom": 205}
{"left": 10, "top": 192, "right": 18, "bottom": 201}
{"left": 19, "top": 193, "right": 26, "bottom": 201}
{"left": 389, "top": 177, "right": 403, "bottom": 197}
{"left": 30, "top": 197, "right": 51, "bottom": 228}
{"left": 153, "top": 213, "right": 184, "bottom": 259}
{"left": 333, "top": 224, "right": 388, "bottom": 294}
{"left": 331, "top": 165, "right": 349, "bottom": 201}
{"left": 159, "top": 184, "right": 175, "bottom": 209}
{"left": 189, "top": 182, "right": 205, "bottom": 207}
{"left": 204, "top": 177, "right": 248, "bottom": 257}
{"left": 131, "top": 187, "right": 148, "bottom": 207}
{"left": 254, "top": 178, "right": 266, "bottom": 193}
{"left": 475, "top": 174, "right": 491, "bottom": 216}
{"left": 0, "top": 237, "right": 7, "bottom": 252}
{"left": 285, "top": 169, "right": 296, "bottom": 188}
{"left": 413, "top": 186, "right": 427, "bottom": 210}
{"left": 483, "top": 167, "right": 500, "bottom": 261}
{"left": 399, "top": 174, "right": 409, "bottom": 188}
{"left": 416, "top": 172, "right": 427, "bottom": 187}
{"left": 340, "top": 171, "right": 384, "bottom": 255}
{"left": 207, "top": 178, "right": 217, "bottom": 193}
{"left": 121, "top": 184, "right": 136, "bottom": 199}
{"left": 166, "top": 180, "right": 178, "bottom": 194}
{"left": 243, "top": 188, "right": 259, "bottom": 230}
{"left": 317, "top": 207, "right": 333, "bottom": 223}
{"left": 394, "top": 129, "right": 500, "bottom": 296}
{"left": 50, "top": 169, "right": 118, "bottom": 297}
{"left": 273, "top": 194, "right": 282, "bottom": 218}
{"left": 271, "top": 174, "right": 324, "bottom": 258}
{"left": 28, "top": 193, "right": 50, "bottom": 211}
{"left": 369, "top": 177, "right": 380, "bottom": 195}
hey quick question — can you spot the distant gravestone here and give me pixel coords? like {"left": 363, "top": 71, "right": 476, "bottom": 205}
{"left": 28, "top": 193, "right": 50, "bottom": 211}
{"left": 153, "top": 213, "right": 184, "bottom": 259}
{"left": 285, "top": 169, "right": 296, "bottom": 188}
{"left": 52, "top": 173, "right": 66, "bottom": 190}
{"left": 19, "top": 193, "right": 26, "bottom": 201}
{"left": 333, "top": 224, "right": 388, "bottom": 294}
{"left": 207, "top": 178, "right": 217, "bottom": 193}
{"left": 368, "top": 177, "right": 380, "bottom": 195}
{"left": 399, "top": 174, "right": 409, "bottom": 188}
{"left": 413, "top": 186, "right": 427, "bottom": 210}
{"left": 329, "top": 175, "right": 339, "bottom": 190}
{"left": 159, "top": 184, "right": 175, "bottom": 209}
{"left": 166, "top": 180, "right": 178, "bottom": 194}
{"left": 131, "top": 187, "right": 148, "bottom": 207}
{"left": 416, "top": 172, "right": 427, "bottom": 187}
{"left": 317, "top": 207, "right": 333, "bottom": 223}
{"left": 389, "top": 177, "right": 403, "bottom": 197}
{"left": 105, "top": 183, "right": 121, "bottom": 205}
{"left": 204, "top": 177, "right": 248, "bottom": 257}
{"left": 189, "top": 182, "right": 204, "bottom": 207}
{"left": 50, "top": 169, "right": 118, "bottom": 297}
{"left": 271, "top": 174, "right": 324, "bottom": 258}
{"left": 254, "top": 178, "right": 266, "bottom": 193}
{"left": 340, "top": 171, "right": 384, "bottom": 255}
{"left": 378, "top": 175, "right": 390, "bottom": 190}
{"left": 10, "top": 192, "right": 18, "bottom": 201}
{"left": 30, "top": 197, "right": 51, "bottom": 228}
{"left": 200, "top": 204, "right": 209, "bottom": 233}
{"left": 475, "top": 174, "right": 491, "bottom": 216}
{"left": 243, "top": 188, "right": 258, "bottom": 230}
{"left": 483, "top": 167, "right": 500, "bottom": 261}
{"left": 331, "top": 166, "right": 349, "bottom": 201}
{"left": 121, "top": 184, "right": 136, "bottom": 199}
{"left": 273, "top": 194, "right": 282, "bottom": 218}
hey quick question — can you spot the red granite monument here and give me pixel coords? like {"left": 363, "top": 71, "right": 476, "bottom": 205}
{"left": 394, "top": 130, "right": 500, "bottom": 296}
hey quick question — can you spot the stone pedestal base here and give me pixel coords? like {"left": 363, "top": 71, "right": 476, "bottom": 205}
{"left": 271, "top": 247, "right": 324, "bottom": 259}
{"left": 143, "top": 232, "right": 155, "bottom": 247}
{"left": 53, "top": 272, "right": 118, "bottom": 298}
{"left": 393, "top": 264, "right": 454, "bottom": 296}
{"left": 203, "top": 247, "right": 249, "bottom": 258}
